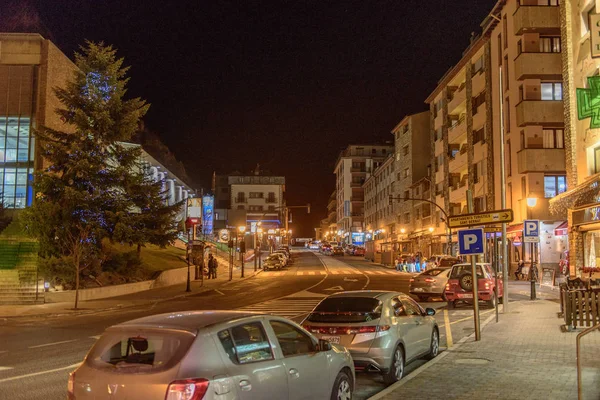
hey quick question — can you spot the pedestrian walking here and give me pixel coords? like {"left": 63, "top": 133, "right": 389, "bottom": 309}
{"left": 515, "top": 259, "right": 525, "bottom": 280}
{"left": 210, "top": 255, "right": 218, "bottom": 279}
{"left": 207, "top": 254, "right": 214, "bottom": 279}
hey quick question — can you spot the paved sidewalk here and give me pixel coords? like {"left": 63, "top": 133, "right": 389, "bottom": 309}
{"left": 0, "top": 252, "right": 260, "bottom": 319}
{"left": 372, "top": 298, "right": 600, "bottom": 400}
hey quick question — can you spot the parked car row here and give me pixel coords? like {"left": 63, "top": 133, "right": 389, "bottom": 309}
{"left": 69, "top": 290, "right": 439, "bottom": 400}
{"left": 263, "top": 247, "right": 293, "bottom": 271}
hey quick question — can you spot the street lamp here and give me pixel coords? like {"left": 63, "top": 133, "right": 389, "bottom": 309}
{"left": 526, "top": 196, "right": 538, "bottom": 208}
{"left": 428, "top": 227, "right": 434, "bottom": 233}
{"left": 239, "top": 226, "right": 246, "bottom": 277}
{"left": 400, "top": 228, "right": 406, "bottom": 234}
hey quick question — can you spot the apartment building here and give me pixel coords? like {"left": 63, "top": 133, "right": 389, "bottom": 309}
{"left": 426, "top": 35, "right": 493, "bottom": 256}
{"left": 334, "top": 144, "right": 393, "bottom": 244}
{"left": 363, "top": 154, "right": 395, "bottom": 259}
{"left": 390, "top": 112, "right": 432, "bottom": 253}
{"left": 550, "top": 0, "right": 600, "bottom": 277}
{"left": 484, "top": 0, "right": 567, "bottom": 271}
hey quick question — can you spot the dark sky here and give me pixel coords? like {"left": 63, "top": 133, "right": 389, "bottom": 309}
{"left": 4, "top": 0, "right": 496, "bottom": 237}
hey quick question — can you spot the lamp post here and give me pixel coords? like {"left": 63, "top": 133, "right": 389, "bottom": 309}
{"left": 526, "top": 195, "right": 538, "bottom": 301}
{"left": 239, "top": 226, "right": 246, "bottom": 278}
{"left": 257, "top": 227, "right": 263, "bottom": 269}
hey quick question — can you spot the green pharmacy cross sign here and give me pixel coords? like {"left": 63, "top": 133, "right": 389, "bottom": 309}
{"left": 577, "top": 76, "right": 600, "bottom": 129}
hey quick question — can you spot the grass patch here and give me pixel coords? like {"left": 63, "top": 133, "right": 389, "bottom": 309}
{"left": 111, "top": 243, "right": 187, "bottom": 273}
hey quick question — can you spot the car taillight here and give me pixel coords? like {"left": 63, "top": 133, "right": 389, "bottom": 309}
{"left": 67, "top": 372, "right": 75, "bottom": 400}
{"left": 445, "top": 283, "right": 450, "bottom": 291}
{"left": 424, "top": 278, "right": 435, "bottom": 283}
{"left": 165, "top": 378, "right": 209, "bottom": 400}
{"left": 303, "top": 325, "right": 389, "bottom": 334}
{"left": 409, "top": 278, "right": 414, "bottom": 283}
{"left": 484, "top": 282, "right": 490, "bottom": 290}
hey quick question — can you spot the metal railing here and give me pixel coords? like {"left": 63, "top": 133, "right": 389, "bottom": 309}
{"left": 576, "top": 322, "right": 600, "bottom": 400}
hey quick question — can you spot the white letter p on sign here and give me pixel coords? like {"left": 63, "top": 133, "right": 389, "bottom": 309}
{"left": 464, "top": 234, "right": 477, "bottom": 250}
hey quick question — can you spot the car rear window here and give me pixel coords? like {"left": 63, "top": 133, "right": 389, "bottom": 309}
{"left": 450, "top": 265, "right": 484, "bottom": 279}
{"left": 87, "top": 330, "right": 195, "bottom": 373}
{"left": 306, "top": 297, "right": 382, "bottom": 323}
{"left": 421, "top": 269, "right": 444, "bottom": 276}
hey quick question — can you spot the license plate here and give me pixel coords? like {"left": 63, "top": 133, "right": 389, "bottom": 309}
{"left": 458, "top": 293, "right": 473, "bottom": 299}
{"left": 412, "top": 287, "right": 424, "bottom": 292}
{"left": 321, "top": 336, "right": 340, "bottom": 344}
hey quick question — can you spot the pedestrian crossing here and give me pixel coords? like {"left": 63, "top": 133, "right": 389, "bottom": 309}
{"left": 238, "top": 297, "right": 324, "bottom": 319}
{"left": 259, "top": 269, "right": 414, "bottom": 277}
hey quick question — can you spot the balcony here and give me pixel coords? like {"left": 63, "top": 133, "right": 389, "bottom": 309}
{"left": 516, "top": 100, "right": 563, "bottom": 127}
{"left": 517, "top": 148, "right": 566, "bottom": 174}
{"left": 473, "top": 141, "right": 487, "bottom": 163}
{"left": 350, "top": 196, "right": 364, "bottom": 202}
{"left": 434, "top": 139, "right": 444, "bottom": 156}
{"left": 235, "top": 198, "right": 247, "bottom": 203}
{"left": 472, "top": 103, "right": 486, "bottom": 129}
{"left": 449, "top": 182, "right": 467, "bottom": 204}
{"left": 435, "top": 167, "right": 445, "bottom": 185}
{"left": 350, "top": 181, "right": 364, "bottom": 187}
{"left": 448, "top": 118, "right": 466, "bottom": 144}
{"left": 513, "top": 5, "right": 560, "bottom": 35}
{"left": 448, "top": 146, "right": 468, "bottom": 173}
{"left": 447, "top": 85, "right": 466, "bottom": 114}
{"left": 351, "top": 167, "right": 366, "bottom": 174}
{"left": 434, "top": 112, "right": 444, "bottom": 129}
{"left": 514, "top": 52, "right": 561, "bottom": 80}
{"left": 472, "top": 70, "right": 485, "bottom": 94}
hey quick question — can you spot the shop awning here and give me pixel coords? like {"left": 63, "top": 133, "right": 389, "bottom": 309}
{"left": 554, "top": 221, "right": 568, "bottom": 236}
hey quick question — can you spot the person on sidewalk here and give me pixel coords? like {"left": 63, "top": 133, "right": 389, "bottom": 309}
{"left": 207, "top": 254, "right": 214, "bottom": 279}
{"left": 210, "top": 255, "right": 218, "bottom": 279}
{"left": 515, "top": 259, "right": 525, "bottom": 280}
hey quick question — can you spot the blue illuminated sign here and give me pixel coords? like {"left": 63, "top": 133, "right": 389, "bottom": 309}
{"left": 202, "top": 195, "right": 214, "bottom": 236}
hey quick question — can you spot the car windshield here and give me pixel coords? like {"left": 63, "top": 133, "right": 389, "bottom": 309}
{"left": 87, "top": 329, "right": 194, "bottom": 373}
{"left": 306, "top": 297, "right": 382, "bottom": 323}
{"left": 450, "top": 265, "right": 484, "bottom": 279}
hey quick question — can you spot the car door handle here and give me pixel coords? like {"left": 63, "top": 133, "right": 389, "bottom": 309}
{"left": 289, "top": 368, "right": 299, "bottom": 378}
{"left": 239, "top": 380, "right": 252, "bottom": 391}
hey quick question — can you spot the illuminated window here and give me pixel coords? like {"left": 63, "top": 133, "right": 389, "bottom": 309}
{"left": 541, "top": 83, "right": 562, "bottom": 100}
{"left": 544, "top": 175, "right": 566, "bottom": 198}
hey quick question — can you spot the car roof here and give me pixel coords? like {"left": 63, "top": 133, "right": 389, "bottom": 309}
{"left": 452, "top": 263, "right": 491, "bottom": 267}
{"left": 110, "top": 311, "right": 262, "bottom": 334}
{"left": 325, "top": 290, "right": 400, "bottom": 299}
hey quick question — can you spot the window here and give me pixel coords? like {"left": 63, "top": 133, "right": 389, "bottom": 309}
{"left": 404, "top": 212, "right": 410, "bottom": 224}
{"left": 507, "top": 183, "right": 512, "bottom": 210}
{"left": 472, "top": 91, "right": 485, "bottom": 115}
{"left": 541, "top": 82, "right": 562, "bottom": 100}
{"left": 472, "top": 56, "right": 484, "bottom": 75}
{"left": 521, "top": 176, "right": 527, "bottom": 199}
{"left": 269, "top": 321, "right": 315, "bottom": 357}
{"left": 237, "top": 205, "right": 245, "bottom": 210}
{"left": 507, "top": 140, "right": 512, "bottom": 177}
{"left": 474, "top": 161, "right": 485, "bottom": 184}
{"left": 372, "top": 148, "right": 377, "bottom": 154}
{"left": 542, "top": 128, "right": 564, "bottom": 148}
{"left": 504, "top": 56, "right": 509, "bottom": 90}
{"left": 497, "top": 34, "right": 502, "bottom": 65}
{"left": 404, "top": 190, "right": 409, "bottom": 200}
{"left": 415, "top": 208, "right": 421, "bottom": 220}
{"left": 503, "top": 15, "right": 508, "bottom": 49}
{"left": 268, "top": 205, "right": 275, "bottom": 211}
{"left": 236, "top": 193, "right": 246, "bottom": 202}
{"left": 474, "top": 196, "right": 485, "bottom": 213}
{"left": 505, "top": 98, "right": 510, "bottom": 132}
{"left": 219, "top": 323, "right": 273, "bottom": 364}
{"left": 473, "top": 127, "right": 485, "bottom": 144}
{"left": 404, "top": 168, "right": 409, "bottom": 178}
{"left": 539, "top": 36, "right": 561, "bottom": 53}
{"left": 249, "top": 192, "right": 264, "bottom": 198}
{"left": 544, "top": 175, "right": 567, "bottom": 198}
{"left": 403, "top": 145, "right": 409, "bottom": 156}
{"left": 307, "top": 297, "right": 382, "bottom": 323}
{"left": 249, "top": 205, "right": 264, "bottom": 211}
{"left": 400, "top": 297, "right": 424, "bottom": 316}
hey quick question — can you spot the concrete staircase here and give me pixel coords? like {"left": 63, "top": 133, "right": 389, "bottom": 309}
{"left": 0, "top": 240, "right": 43, "bottom": 305}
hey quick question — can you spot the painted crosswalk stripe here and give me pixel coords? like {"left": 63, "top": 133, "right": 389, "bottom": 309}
{"left": 238, "top": 298, "right": 323, "bottom": 319}
{"left": 330, "top": 271, "right": 340, "bottom": 275}
{"left": 308, "top": 271, "right": 315, "bottom": 275}
{"left": 319, "top": 271, "right": 326, "bottom": 275}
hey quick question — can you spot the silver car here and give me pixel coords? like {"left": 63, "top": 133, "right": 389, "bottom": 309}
{"left": 69, "top": 311, "right": 355, "bottom": 400}
{"left": 303, "top": 291, "right": 439, "bottom": 385}
{"left": 409, "top": 268, "right": 452, "bottom": 302}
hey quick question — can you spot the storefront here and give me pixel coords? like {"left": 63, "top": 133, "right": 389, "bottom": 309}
{"left": 570, "top": 204, "right": 600, "bottom": 279}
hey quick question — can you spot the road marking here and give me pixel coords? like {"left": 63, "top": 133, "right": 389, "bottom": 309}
{"left": 324, "top": 285, "right": 344, "bottom": 291}
{"left": 0, "top": 362, "right": 81, "bottom": 384}
{"left": 0, "top": 367, "right": 13, "bottom": 372}
{"left": 215, "top": 289, "right": 225, "bottom": 295}
{"left": 330, "top": 271, "right": 340, "bottom": 275}
{"left": 89, "top": 335, "right": 101, "bottom": 340}
{"left": 28, "top": 339, "right": 78, "bottom": 349}
{"left": 238, "top": 298, "right": 323, "bottom": 319}
{"left": 308, "top": 271, "right": 315, "bottom": 275}
{"left": 443, "top": 309, "right": 453, "bottom": 348}
{"left": 319, "top": 271, "right": 326, "bottom": 275}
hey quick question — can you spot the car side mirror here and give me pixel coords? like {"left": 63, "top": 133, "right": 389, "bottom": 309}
{"left": 425, "top": 308, "right": 436, "bottom": 316}
{"left": 317, "top": 339, "right": 332, "bottom": 352}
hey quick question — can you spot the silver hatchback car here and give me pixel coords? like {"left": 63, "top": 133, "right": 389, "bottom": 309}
{"left": 68, "top": 311, "right": 355, "bottom": 400}
{"left": 303, "top": 291, "right": 439, "bottom": 384}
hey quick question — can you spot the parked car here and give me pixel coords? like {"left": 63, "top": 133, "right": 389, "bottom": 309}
{"left": 270, "top": 252, "right": 288, "bottom": 267}
{"left": 272, "top": 250, "right": 290, "bottom": 263}
{"left": 426, "top": 255, "right": 461, "bottom": 270}
{"left": 345, "top": 245, "right": 356, "bottom": 255}
{"left": 263, "top": 255, "right": 284, "bottom": 270}
{"left": 409, "top": 268, "right": 451, "bottom": 302}
{"left": 68, "top": 311, "right": 355, "bottom": 400}
{"left": 320, "top": 243, "right": 332, "bottom": 254}
{"left": 332, "top": 246, "right": 345, "bottom": 256}
{"left": 302, "top": 291, "right": 439, "bottom": 385}
{"left": 444, "top": 263, "right": 503, "bottom": 308}
{"left": 353, "top": 247, "right": 365, "bottom": 256}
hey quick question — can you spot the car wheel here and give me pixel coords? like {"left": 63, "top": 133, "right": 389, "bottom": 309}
{"left": 487, "top": 291, "right": 497, "bottom": 308}
{"left": 458, "top": 273, "right": 473, "bottom": 291}
{"left": 330, "top": 370, "right": 352, "bottom": 400}
{"left": 442, "top": 293, "right": 448, "bottom": 302}
{"left": 425, "top": 328, "right": 439, "bottom": 360}
{"left": 383, "top": 346, "right": 404, "bottom": 385}
{"left": 448, "top": 300, "right": 456, "bottom": 309}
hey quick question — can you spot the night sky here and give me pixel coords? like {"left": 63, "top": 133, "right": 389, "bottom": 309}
{"left": 2, "top": 0, "right": 496, "bottom": 237}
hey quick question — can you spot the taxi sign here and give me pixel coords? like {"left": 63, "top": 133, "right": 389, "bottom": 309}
{"left": 448, "top": 209, "right": 514, "bottom": 229}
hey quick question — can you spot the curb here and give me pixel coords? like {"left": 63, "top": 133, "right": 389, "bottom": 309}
{"left": 367, "top": 311, "right": 498, "bottom": 400}
{"left": 0, "top": 269, "right": 263, "bottom": 320}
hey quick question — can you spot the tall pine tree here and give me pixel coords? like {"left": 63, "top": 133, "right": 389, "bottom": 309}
{"left": 21, "top": 42, "right": 178, "bottom": 309}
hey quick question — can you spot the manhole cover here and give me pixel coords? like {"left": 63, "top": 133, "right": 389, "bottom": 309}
{"left": 454, "top": 358, "right": 491, "bottom": 365}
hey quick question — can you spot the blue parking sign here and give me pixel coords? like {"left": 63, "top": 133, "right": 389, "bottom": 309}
{"left": 458, "top": 228, "right": 485, "bottom": 255}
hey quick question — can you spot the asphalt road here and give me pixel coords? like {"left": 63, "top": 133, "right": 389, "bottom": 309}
{"left": 0, "top": 250, "right": 494, "bottom": 400}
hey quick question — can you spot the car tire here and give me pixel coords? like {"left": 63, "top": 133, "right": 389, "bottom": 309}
{"left": 383, "top": 345, "right": 404, "bottom": 385}
{"left": 330, "top": 370, "right": 352, "bottom": 400}
{"left": 458, "top": 273, "right": 473, "bottom": 291}
{"left": 425, "top": 328, "right": 440, "bottom": 360}
{"left": 448, "top": 300, "right": 456, "bottom": 309}
{"left": 487, "top": 291, "right": 497, "bottom": 308}
{"left": 442, "top": 293, "right": 448, "bottom": 302}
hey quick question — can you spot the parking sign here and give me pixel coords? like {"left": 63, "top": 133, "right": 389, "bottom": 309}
{"left": 523, "top": 220, "right": 539, "bottom": 243}
{"left": 458, "top": 228, "right": 485, "bottom": 255}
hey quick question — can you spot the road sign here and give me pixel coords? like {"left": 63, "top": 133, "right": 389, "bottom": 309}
{"left": 484, "top": 226, "right": 502, "bottom": 233}
{"left": 523, "top": 220, "right": 540, "bottom": 243}
{"left": 458, "top": 228, "right": 485, "bottom": 255}
{"left": 448, "top": 209, "right": 514, "bottom": 229}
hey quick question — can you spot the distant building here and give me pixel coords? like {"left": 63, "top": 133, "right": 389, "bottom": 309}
{"left": 363, "top": 154, "right": 394, "bottom": 261}
{"left": 334, "top": 144, "right": 393, "bottom": 244}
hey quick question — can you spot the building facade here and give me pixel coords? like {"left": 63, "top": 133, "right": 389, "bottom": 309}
{"left": 334, "top": 144, "right": 393, "bottom": 244}
{"left": 550, "top": 0, "right": 600, "bottom": 278}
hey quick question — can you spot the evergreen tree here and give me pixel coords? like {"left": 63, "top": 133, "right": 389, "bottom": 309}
{"left": 21, "top": 42, "right": 150, "bottom": 309}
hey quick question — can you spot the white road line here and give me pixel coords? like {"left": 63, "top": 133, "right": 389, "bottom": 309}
{"left": 330, "top": 271, "right": 339, "bottom": 275}
{"left": 89, "top": 335, "right": 101, "bottom": 340}
{"left": 319, "top": 271, "right": 326, "bottom": 275}
{"left": 28, "top": 339, "right": 78, "bottom": 349}
{"left": 0, "top": 363, "right": 81, "bottom": 384}
{"left": 308, "top": 271, "right": 315, "bottom": 275}
{"left": 215, "top": 289, "right": 225, "bottom": 295}
{"left": 0, "top": 367, "right": 13, "bottom": 372}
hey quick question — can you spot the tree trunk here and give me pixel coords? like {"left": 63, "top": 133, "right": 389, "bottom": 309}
{"left": 74, "top": 252, "right": 80, "bottom": 310}
{"left": 137, "top": 243, "right": 142, "bottom": 258}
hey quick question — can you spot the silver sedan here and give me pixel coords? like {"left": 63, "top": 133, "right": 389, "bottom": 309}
{"left": 409, "top": 268, "right": 452, "bottom": 302}
{"left": 302, "top": 291, "right": 439, "bottom": 385}
{"left": 69, "top": 311, "right": 355, "bottom": 400}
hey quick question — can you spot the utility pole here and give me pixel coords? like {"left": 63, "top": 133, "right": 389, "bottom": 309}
{"left": 467, "top": 190, "right": 481, "bottom": 341}
{"left": 499, "top": 65, "right": 509, "bottom": 312}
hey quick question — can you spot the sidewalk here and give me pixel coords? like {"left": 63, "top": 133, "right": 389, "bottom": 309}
{"left": 372, "top": 297, "right": 600, "bottom": 400}
{"left": 0, "top": 252, "right": 261, "bottom": 319}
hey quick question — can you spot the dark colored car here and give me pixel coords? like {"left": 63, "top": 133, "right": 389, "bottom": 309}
{"left": 444, "top": 263, "right": 503, "bottom": 308}
{"left": 332, "top": 246, "right": 344, "bottom": 256}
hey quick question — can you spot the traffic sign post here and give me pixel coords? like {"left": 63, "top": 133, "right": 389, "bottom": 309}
{"left": 448, "top": 209, "right": 514, "bottom": 229}
{"left": 524, "top": 220, "right": 539, "bottom": 300}
{"left": 458, "top": 227, "right": 483, "bottom": 341}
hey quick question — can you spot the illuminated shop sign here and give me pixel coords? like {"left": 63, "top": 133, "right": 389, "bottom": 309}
{"left": 572, "top": 205, "right": 600, "bottom": 226}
